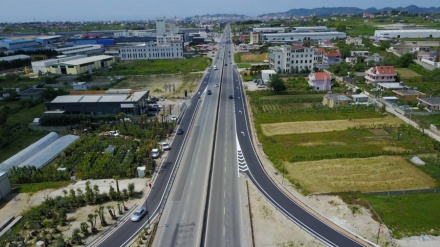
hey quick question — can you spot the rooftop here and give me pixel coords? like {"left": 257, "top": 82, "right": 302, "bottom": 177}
{"left": 0, "top": 54, "right": 30, "bottom": 62}
{"left": 60, "top": 55, "right": 114, "bottom": 66}
{"left": 311, "top": 72, "right": 331, "bottom": 80}
{"left": 51, "top": 90, "right": 148, "bottom": 103}
{"left": 418, "top": 97, "right": 440, "bottom": 105}
{"left": 369, "top": 66, "right": 396, "bottom": 75}
{"left": 325, "top": 94, "right": 352, "bottom": 101}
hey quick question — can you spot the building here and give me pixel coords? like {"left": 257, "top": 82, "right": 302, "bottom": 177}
{"left": 18, "top": 88, "right": 45, "bottom": 101}
{"left": 72, "top": 82, "right": 92, "bottom": 91}
{"left": 252, "top": 27, "right": 286, "bottom": 33}
{"left": 323, "top": 50, "right": 342, "bottom": 65}
{"left": 261, "top": 70, "right": 277, "bottom": 84}
{"left": 374, "top": 29, "right": 440, "bottom": 40}
{"left": 45, "top": 90, "right": 149, "bottom": 115}
{"left": 269, "top": 45, "right": 316, "bottom": 73}
{"left": 308, "top": 71, "right": 332, "bottom": 91}
{"left": 249, "top": 32, "right": 261, "bottom": 44}
{"left": 351, "top": 51, "right": 369, "bottom": 57}
{"left": 34, "top": 35, "right": 61, "bottom": 45}
{"left": 119, "top": 41, "right": 183, "bottom": 61}
{"left": 323, "top": 94, "right": 352, "bottom": 107}
{"left": 0, "top": 39, "right": 36, "bottom": 50}
{"left": 364, "top": 53, "right": 384, "bottom": 64}
{"left": 318, "top": 40, "right": 334, "bottom": 48}
{"left": 292, "top": 26, "right": 328, "bottom": 32}
{"left": 49, "top": 55, "right": 116, "bottom": 75}
{"left": 55, "top": 44, "right": 104, "bottom": 56}
{"left": 393, "top": 89, "right": 426, "bottom": 101}
{"left": 156, "top": 17, "right": 166, "bottom": 35}
{"left": 364, "top": 66, "right": 397, "bottom": 84}
{"left": 377, "top": 82, "right": 406, "bottom": 91}
{"left": 0, "top": 172, "right": 11, "bottom": 200}
{"left": 156, "top": 34, "right": 183, "bottom": 46}
{"left": 346, "top": 37, "right": 363, "bottom": 45}
{"left": 418, "top": 97, "right": 440, "bottom": 111}
{"left": 0, "top": 54, "right": 31, "bottom": 62}
{"left": 31, "top": 55, "right": 87, "bottom": 74}
{"left": 351, "top": 93, "right": 369, "bottom": 103}
{"left": 262, "top": 31, "right": 347, "bottom": 44}
{"left": 114, "top": 30, "right": 154, "bottom": 37}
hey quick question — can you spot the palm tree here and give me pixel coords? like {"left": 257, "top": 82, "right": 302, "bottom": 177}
{"left": 87, "top": 213, "right": 97, "bottom": 232}
{"left": 72, "top": 228, "right": 82, "bottom": 244}
{"left": 95, "top": 205, "right": 107, "bottom": 226}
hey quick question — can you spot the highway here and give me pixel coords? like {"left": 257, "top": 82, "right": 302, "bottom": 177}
{"left": 203, "top": 25, "right": 247, "bottom": 247}
{"left": 152, "top": 31, "right": 231, "bottom": 246}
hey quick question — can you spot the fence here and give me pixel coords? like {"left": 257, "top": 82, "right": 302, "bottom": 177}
{"left": 364, "top": 188, "right": 440, "bottom": 196}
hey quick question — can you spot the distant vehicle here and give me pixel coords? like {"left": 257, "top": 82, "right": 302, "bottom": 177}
{"left": 131, "top": 207, "right": 147, "bottom": 222}
{"left": 213, "top": 65, "right": 218, "bottom": 70}
{"left": 177, "top": 128, "right": 184, "bottom": 135}
{"left": 158, "top": 97, "right": 165, "bottom": 101}
{"left": 207, "top": 90, "right": 212, "bottom": 95}
{"left": 170, "top": 115, "right": 177, "bottom": 121}
{"left": 108, "top": 130, "right": 119, "bottom": 137}
{"left": 150, "top": 148, "right": 160, "bottom": 158}
{"left": 229, "top": 95, "right": 233, "bottom": 99}
{"left": 225, "top": 63, "right": 227, "bottom": 66}
{"left": 215, "top": 83, "right": 219, "bottom": 87}
{"left": 160, "top": 142, "right": 171, "bottom": 151}
{"left": 258, "top": 84, "right": 266, "bottom": 88}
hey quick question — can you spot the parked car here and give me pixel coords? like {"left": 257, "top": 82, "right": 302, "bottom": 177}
{"left": 170, "top": 115, "right": 177, "bottom": 121}
{"left": 160, "top": 142, "right": 171, "bottom": 151}
{"left": 150, "top": 148, "right": 160, "bottom": 158}
{"left": 131, "top": 207, "right": 147, "bottom": 222}
{"left": 177, "top": 128, "right": 184, "bottom": 135}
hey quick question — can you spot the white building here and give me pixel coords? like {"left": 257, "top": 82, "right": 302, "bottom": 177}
{"left": 119, "top": 41, "right": 183, "bottom": 61}
{"left": 261, "top": 70, "right": 277, "bottom": 83}
{"left": 156, "top": 17, "right": 166, "bottom": 35}
{"left": 55, "top": 45, "right": 104, "bottom": 56}
{"left": 31, "top": 55, "right": 87, "bottom": 74}
{"left": 351, "top": 51, "right": 369, "bottom": 57}
{"left": 252, "top": 27, "right": 285, "bottom": 33}
{"left": 346, "top": 36, "right": 363, "bottom": 45}
{"left": 262, "top": 32, "right": 347, "bottom": 44}
{"left": 308, "top": 72, "right": 332, "bottom": 91}
{"left": 292, "top": 26, "right": 328, "bottom": 32}
{"left": 269, "top": 45, "right": 317, "bottom": 73}
{"left": 156, "top": 34, "right": 183, "bottom": 46}
{"left": 374, "top": 29, "right": 440, "bottom": 40}
{"left": 364, "top": 66, "right": 397, "bottom": 84}
{"left": 114, "top": 30, "right": 154, "bottom": 37}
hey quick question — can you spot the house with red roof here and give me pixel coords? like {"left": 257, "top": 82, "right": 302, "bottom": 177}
{"left": 323, "top": 50, "right": 342, "bottom": 65}
{"left": 364, "top": 66, "right": 397, "bottom": 84}
{"left": 308, "top": 71, "right": 332, "bottom": 91}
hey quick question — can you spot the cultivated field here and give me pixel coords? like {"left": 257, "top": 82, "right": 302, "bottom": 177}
{"left": 261, "top": 117, "right": 402, "bottom": 136}
{"left": 285, "top": 156, "right": 437, "bottom": 194}
{"left": 395, "top": 68, "right": 422, "bottom": 79}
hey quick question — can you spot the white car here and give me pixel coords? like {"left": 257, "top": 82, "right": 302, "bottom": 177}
{"left": 131, "top": 207, "right": 147, "bottom": 222}
{"left": 150, "top": 148, "right": 160, "bottom": 158}
{"left": 170, "top": 115, "right": 177, "bottom": 121}
{"left": 160, "top": 142, "right": 171, "bottom": 151}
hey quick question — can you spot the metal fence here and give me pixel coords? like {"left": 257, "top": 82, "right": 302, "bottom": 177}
{"left": 364, "top": 188, "right": 440, "bottom": 196}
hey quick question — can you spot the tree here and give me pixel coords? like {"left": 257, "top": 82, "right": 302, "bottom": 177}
{"left": 71, "top": 228, "right": 82, "bottom": 244}
{"left": 96, "top": 205, "right": 107, "bottom": 226}
{"left": 398, "top": 53, "right": 414, "bottom": 68}
{"left": 87, "top": 213, "right": 97, "bottom": 232}
{"left": 267, "top": 74, "right": 286, "bottom": 93}
{"left": 80, "top": 222, "right": 89, "bottom": 235}
{"left": 128, "top": 183, "right": 135, "bottom": 197}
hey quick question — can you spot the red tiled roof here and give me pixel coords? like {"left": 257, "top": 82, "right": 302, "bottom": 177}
{"left": 312, "top": 72, "right": 331, "bottom": 80}
{"left": 371, "top": 66, "right": 396, "bottom": 75}
{"left": 291, "top": 45, "right": 306, "bottom": 50}
{"left": 326, "top": 50, "right": 341, "bottom": 57}
{"left": 317, "top": 48, "right": 326, "bottom": 53}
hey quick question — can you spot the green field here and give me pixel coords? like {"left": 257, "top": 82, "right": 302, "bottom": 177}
{"left": 105, "top": 57, "right": 211, "bottom": 75}
{"left": 236, "top": 63, "right": 251, "bottom": 69}
{"left": 361, "top": 193, "right": 440, "bottom": 238}
{"left": 395, "top": 68, "right": 422, "bottom": 79}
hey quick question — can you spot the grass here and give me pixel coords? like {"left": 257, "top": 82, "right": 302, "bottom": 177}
{"left": 395, "top": 68, "right": 422, "bottom": 79}
{"left": 261, "top": 117, "right": 402, "bottom": 136}
{"left": 106, "top": 57, "right": 211, "bottom": 75}
{"left": 236, "top": 63, "right": 252, "bottom": 69}
{"left": 284, "top": 156, "right": 436, "bottom": 194}
{"left": 361, "top": 193, "right": 440, "bottom": 238}
{"left": 14, "top": 181, "right": 73, "bottom": 193}
{"left": 235, "top": 52, "right": 268, "bottom": 63}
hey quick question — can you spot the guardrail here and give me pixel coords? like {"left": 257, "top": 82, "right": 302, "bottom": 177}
{"left": 364, "top": 188, "right": 440, "bottom": 196}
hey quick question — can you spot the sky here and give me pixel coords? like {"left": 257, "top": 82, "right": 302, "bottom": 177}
{"left": 0, "top": 0, "right": 439, "bottom": 22}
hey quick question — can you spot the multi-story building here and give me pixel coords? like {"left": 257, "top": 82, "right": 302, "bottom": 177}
{"left": 308, "top": 72, "right": 332, "bottom": 91}
{"left": 269, "top": 45, "right": 317, "bottom": 73}
{"left": 262, "top": 31, "right": 347, "bottom": 44}
{"left": 119, "top": 41, "right": 183, "bottom": 61}
{"left": 346, "top": 37, "right": 363, "bottom": 45}
{"left": 156, "top": 34, "right": 183, "bottom": 46}
{"left": 323, "top": 50, "right": 342, "bottom": 65}
{"left": 249, "top": 32, "right": 261, "bottom": 44}
{"left": 364, "top": 66, "right": 397, "bottom": 84}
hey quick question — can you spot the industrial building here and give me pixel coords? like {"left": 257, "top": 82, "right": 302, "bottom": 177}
{"left": 31, "top": 55, "right": 87, "bottom": 74}
{"left": 48, "top": 55, "right": 116, "bottom": 75}
{"left": 0, "top": 172, "right": 11, "bottom": 200}
{"left": 262, "top": 31, "right": 347, "bottom": 44}
{"left": 0, "top": 54, "right": 30, "bottom": 62}
{"left": 55, "top": 44, "right": 104, "bottom": 56}
{"left": 45, "top": 90, "right": 149, "bottom": 115}
{"left": 0, "top": 39, "right": 36, "bottom": 50}
{"left": 374, "top": 29, "right": 440, "bottom": 39}
{"left": 119, "top": 41, "right": 183, "bottom": 61}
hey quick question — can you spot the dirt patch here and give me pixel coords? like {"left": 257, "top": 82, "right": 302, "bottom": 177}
{"left": 261, "top": 117, "right": 402, "bottom": 136}
{"left": 284, "top": 156, "right": 436, "bottom": 194}
{"left": 299, "top": 141, "right": 347, "bottom": 147}
{"left": 240, "top": 53, "right": 268, "bottom": 63}
{"left": 382, "top": 146, "right": 411, "bottom": 152}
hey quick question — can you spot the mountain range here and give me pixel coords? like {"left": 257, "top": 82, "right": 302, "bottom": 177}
{"left": 262, "top": 5, "right": 440, "bottom": 18}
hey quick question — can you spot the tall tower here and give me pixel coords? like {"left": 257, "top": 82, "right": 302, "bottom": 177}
{"left": 156, "top": 17, "right": 166, "bottom": 35}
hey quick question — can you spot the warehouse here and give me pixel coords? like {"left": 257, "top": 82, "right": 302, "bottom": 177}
{"left": 48, "top": 55, "right": 116, "bottom": 75}
{"left": 374, "top": 29, "right": 440, "bottom": 39}
{"left": 262, "top": 31, "right": 347, "bottom": 43}
{"left": 55, "top": 44, "right": 104, "bottom": 56}
{"left": 45, "top": 90, "right": 149, "bottom": 115}
{"left": 31, "top": 55, "right": 86, "bottom": 74}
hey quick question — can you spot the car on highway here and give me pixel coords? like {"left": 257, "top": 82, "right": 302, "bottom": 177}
{"left": 150, "top": 148, "right": 160, "bottom": 158}
{"left": 229, "top": 95, "right": 233, "bottom": 99}
{"left": 213, "top": 65, "right": 217, "bottom": 70}
{"left": 215, "top": 83, "right": 219, "bottom": 87}
{"left": 207, "top": 90, "right": 212, "bottom": 95}
{"left": 225, "top": 63, "right": 227, "bottom": 66}
{"left": 131, "top": 207, "right": 147, "bottom": 222}
{"left": 176, "top": 128, "right": 184, "bottom": 135}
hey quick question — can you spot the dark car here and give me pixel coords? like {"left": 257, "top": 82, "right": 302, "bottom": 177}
{"left": 229, "top": 95, "right": 233, "bottom": 99}
{"left": 225, "top": 63, "right": 227, "bottom": 66}
{"left": 177, "top": 128, "right": 184, "bottom": 135}
{"left": 207, "top": 90, "right": 212, "bottom": 95}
